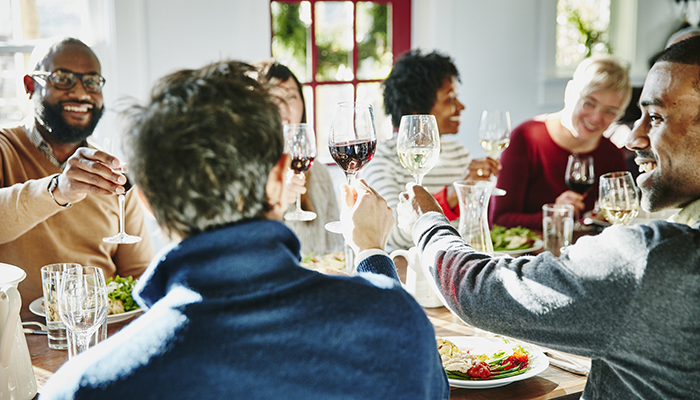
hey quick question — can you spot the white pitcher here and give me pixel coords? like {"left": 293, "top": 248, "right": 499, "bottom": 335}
{"left": 0, "top": 263, "right": 37, "bottom": 400}
{"left": 390, "top": 247, "right": 443, "bottom": 308}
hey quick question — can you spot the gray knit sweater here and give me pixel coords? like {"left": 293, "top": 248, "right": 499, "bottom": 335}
{"left": 413, "top": 212, "right": 700, "bottom": 399}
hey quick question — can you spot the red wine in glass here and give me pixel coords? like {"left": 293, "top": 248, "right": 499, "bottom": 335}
{"left": 329, "top": 139, "right": 376, "bottom": 177}
{"left": 284, "top": 123, "right": 318, "bottom": 222}
{"left": 566, "top": 179, "right": 594, "bottom": 195}
{"left": 290, "top": 156, "right": 315, "bottom": 174}
{"left": 565, "top": 154, "right": 595, "bottom": 195}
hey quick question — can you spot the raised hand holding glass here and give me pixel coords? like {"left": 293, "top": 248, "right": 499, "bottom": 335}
{"left": 284, "top": 123, "right": 317, "bottom": 221}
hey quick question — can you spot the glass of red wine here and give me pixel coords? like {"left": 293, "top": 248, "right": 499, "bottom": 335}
{"left": 284, "top": 123, "right": 317, "bottom": 221}
{"left": 102, "top": 138, "right": 142, "bottom": 244}
{"left": 565, "top": 153, "right": 594, "bottom": 228}
{"left": 325, "top": 102, "right": 377, "bottom": 233}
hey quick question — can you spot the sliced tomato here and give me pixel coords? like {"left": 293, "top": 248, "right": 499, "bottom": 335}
{"left": 467, "top": 361, "right": 491, "bottom": 379}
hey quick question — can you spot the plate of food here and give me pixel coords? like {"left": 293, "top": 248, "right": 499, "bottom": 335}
{"left": 300, "top": 252, "right": 347, "bottom": 273}
{"left": 29, "top": 275, "right": 143, "bottom": 324}
{"left": 438, "top": 336, "right": 548, "bottom": 389}
{"left": 491, "top": 226, "right": 543, "bottom": 256}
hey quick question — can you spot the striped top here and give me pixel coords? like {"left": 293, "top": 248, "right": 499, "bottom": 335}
{"left": 361, "top": 135, "right": 471, "bottom": 250}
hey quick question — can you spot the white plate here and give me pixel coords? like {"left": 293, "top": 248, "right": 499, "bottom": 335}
{"left": 496, "top": 238, "right": 544, "bottom": 256}
{"left": 443, "top": 336, "right": 549, "bottom": 389}
{"left": 29, "top": 297, "right": 143, "bottom": 324}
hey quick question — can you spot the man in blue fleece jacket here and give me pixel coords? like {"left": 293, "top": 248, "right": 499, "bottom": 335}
{"left": 41, "top": 61, "right": 449, "bottom": 399}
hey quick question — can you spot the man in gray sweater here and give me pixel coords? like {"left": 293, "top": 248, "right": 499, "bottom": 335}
{"left": 388, "top": 36, "right": 700, "bottom": 399}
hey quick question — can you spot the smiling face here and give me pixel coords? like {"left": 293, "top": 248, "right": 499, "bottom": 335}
{"left": 31, "top": 42, "right": 104, "bottom": 144}
{"left": 563, "top": 89, "right": 626, "bottom": 144}
{"left": 428, "top": 76, "right": 465, "bottom": 135}
{"left": 269, "top": 78, "right": 305, "bottom": 125}
{"left": 625, "top": 61, "right": 700, "bottom": 212}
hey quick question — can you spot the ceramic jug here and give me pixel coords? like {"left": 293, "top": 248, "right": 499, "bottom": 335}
{"left": 0, "top": 263, "right": 37, "bottom": 400}
{"left": 454, "top": 180, "right": 495, "bottom": 254}
{"left": 390, "top": 247, "right": 443, "bottom": 308}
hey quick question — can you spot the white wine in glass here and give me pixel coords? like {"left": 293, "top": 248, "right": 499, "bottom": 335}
{"left": 284, "top": 123, "right": 317, "bottom": 222}
{"left": 397, "top": 115, "right": 440, "bottom": 186}
{"left": 599, "top": 171, "right": 640, "bottom": 225}
{"left": 478, "top": 110, "right": 511, "bottom": 159}
{"left": 325, "top": 102, "right": 377, "bottom": 233}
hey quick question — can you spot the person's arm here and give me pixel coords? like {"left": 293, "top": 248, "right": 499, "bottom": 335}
{"left": 0, "top": 176, "right": 66, "bottom": 243}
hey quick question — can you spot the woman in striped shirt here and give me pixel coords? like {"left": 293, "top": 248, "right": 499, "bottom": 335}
{"left": 363, "top": 50, "right": 498, "bottom": 250}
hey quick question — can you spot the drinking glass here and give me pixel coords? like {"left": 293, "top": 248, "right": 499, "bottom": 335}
{"left": 41, "top": 263, "right": 81, "bottom": 350}
{"left": 58, "top": 266, "right": 109, "bottom": 358}
{"left": 478, "top": 110, "right": 511, "bottom": 159}
{"left": 284, "top": 123, "right": 317, "bottom": 221}
{"left": 396, "top": 115, "right": 440, "bottom": 186}
{"left": 102, "top": 138, "right": 142, "bottom": 244}
{"left": 598, "top": 171, "right": 640, "bottom": 226}
{"left": 325, "top": 102, "right": 377, "bottom": 233}
{"left": 565, "top": 153, "right": 595, "bottom": 195}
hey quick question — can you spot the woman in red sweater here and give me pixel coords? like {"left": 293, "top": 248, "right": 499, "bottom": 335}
{"left": 490, "top": 56, "right": 631, "bottom": 230}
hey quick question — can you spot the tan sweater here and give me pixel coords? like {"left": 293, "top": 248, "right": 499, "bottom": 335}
{"left": 0, "top": 125, "right": 154, "bottom": 309}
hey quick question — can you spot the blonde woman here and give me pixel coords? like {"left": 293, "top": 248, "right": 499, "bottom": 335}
{"left": 490, "top": 55, "right": 632, "bottom": 230}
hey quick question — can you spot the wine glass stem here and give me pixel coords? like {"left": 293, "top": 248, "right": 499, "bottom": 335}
{"left": 295, "top": 193, "right": 303, "bottom": 212}
{"left": 345, "top": 172, "right": 357, "bottom": 186}
{"left": 415, "top": 174, "right": 424, "bottom": 186}
{"left": 118, "top": 194, "right": 126, "bottom": 234}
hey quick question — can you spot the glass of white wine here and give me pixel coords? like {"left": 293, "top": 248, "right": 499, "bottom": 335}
{"left": 478, "top": 110, "right": 511, "bottom": 159}
{"left": 396, "top": 115, "right": 440, "bottom": 185}
{"left": 599, "top": 171, "right": 640, "bottom": 226}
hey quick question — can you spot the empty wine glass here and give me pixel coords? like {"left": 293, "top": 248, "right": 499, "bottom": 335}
{"left": 284, "top": 123, "right": 317, "bottom": 221}
{"left": 58, "top": 266, "right": 108, "bottom": 358}
{"left": 565, "top": 153, "right": 595, "bottom": 195}
{"left": 396, "top": 115, "right": 440, "bottom": 186}
{"left": 102, "top": 138, "right": 142, "bottom": 244}
{"left": 478, "top": 110, "right": 511, "bottom": 159}
{"left": 598, "top": 171, "right": 640, "bottom": 226}
{"left": 325, "top": 102, "right": 377, "bottom": 233}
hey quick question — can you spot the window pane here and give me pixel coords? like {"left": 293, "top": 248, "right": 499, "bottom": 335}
{"left": 36, "top": 0, "right": 86, "bottom": 39}
{"left": 0, "top": 0, "right": 12, "bottom": 40}
{"left": 271, "top": 1, "right": 310, "bottom": 82}
{"left": 0, "top": 53, "right": 30, "bottom": 125}
{"left": 356, "top": 82, "right": 391, "bottom": 141}
{"left": 315, "top": 84, "right": 354, "bottom": 160}
{"left": 556, "top": 0, "right": 611, "bottom": 68}
{"left": 356, "top": 2, "right": 392, "bottom": 81}
{"left": 315, "top": 1, "right": 353, "bottom": 82}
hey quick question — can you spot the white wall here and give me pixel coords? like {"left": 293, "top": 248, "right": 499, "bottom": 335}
{"left": 104, "top": 0, "right": 686, "bottom": 159}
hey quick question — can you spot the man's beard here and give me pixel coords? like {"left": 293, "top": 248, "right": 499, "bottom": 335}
{"left": 34, "top": 97, "right": 104, "bottom": 144}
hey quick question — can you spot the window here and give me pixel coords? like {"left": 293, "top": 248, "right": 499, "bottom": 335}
{"left": 556, "top": 0, "right": 611, "bottom": 69}
{"left": 270, "top": 0, "right": 410, "bottom": 160}
{"left": 0, "top": 0, "right": 108, "bottom": 126}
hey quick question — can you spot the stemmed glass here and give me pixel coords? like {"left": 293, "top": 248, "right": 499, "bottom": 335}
{"left": 58, "top": 266, "right": 108, "bottom": 358}
{"left": 565, "top": 153, "right": 595, "bottom": 195}
{"left": 325, "top": 102, "right": 377, "bottom": 233}
{"left": 102, "top": 138, "right": 142, "bottom": 244}
{"left": 478, "top": 110, "right": 511, "bottom": 160}
{"left": 396, "top": 115, "right": 440, "bottom": 186}
{"left": 284, "top": 123, "right": 317, "bottom": 221}
{"left": 599, "top": 171, "right": 640, "bottom": 226}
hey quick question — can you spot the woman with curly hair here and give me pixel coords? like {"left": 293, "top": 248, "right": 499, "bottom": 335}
{"left": 363, "top": 49, "right": 498, "bottom": 250}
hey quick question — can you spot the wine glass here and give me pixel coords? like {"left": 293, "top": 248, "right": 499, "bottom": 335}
{"left": 598, "top": 171, "right": 640, "bottom": 226}
{"left": 58, "top": 266, "right": 108, "bottom": 358}
{"left": 284, "top": 123, "right": 317, "bottom": 221}
{"left": 325, "top": 102, "right": 377, "bottom": 233}
{"left": 396, "top": 115, "right": 440, "bottom": 186}
{"left": 565, "top": 153, "right": 595, "bottom": 195}
{"left": 102, "top": 138, "right": 142, "bottom": 244}
{"left": 478, "top": 110, "right": 511, "bottom": 159}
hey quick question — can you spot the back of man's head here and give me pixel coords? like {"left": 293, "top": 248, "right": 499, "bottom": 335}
{"left": 126, "top": 61, "right": 284, "bottom": 239}
{"left": 657, "top": 35, "right": 700, "bottom": 74}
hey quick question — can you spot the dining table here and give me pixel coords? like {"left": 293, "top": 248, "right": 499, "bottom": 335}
{"left": 22, "top": 275, "right": 589, "bottom": 400}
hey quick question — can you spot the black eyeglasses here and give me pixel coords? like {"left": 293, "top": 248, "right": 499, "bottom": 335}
{"left": 32, "top": 70, "right": 106, "bottom": 93}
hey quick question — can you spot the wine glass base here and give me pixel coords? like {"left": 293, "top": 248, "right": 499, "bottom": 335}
{"left": 324, "top": 221, "right": 343, "bottom": 234}
{"left": 284, "top": 210, "right": 317, "bottom": 222}
{"left": 102, "top": 234, "right": 142, "bottom": 244}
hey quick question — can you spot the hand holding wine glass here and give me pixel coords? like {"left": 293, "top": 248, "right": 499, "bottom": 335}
{"left": 325, "top": 102, "right": 377, "bottom": 233}
{"left": 102, "top": 138, "right": 142, "bottom": 244}
{"left": 397, "top": 115, "right": 440, "bottom": 186}
{"left": 599, "top": 171, "right": 640, "bottom": 226}
{"left": 284, "top": 123, "right": 317, "bottom": 221}
{"left": 58, "top": 266, "right": 109, "bottom": 358}
{"left": 478, "top": 110, "right": 511, "bottom": 160}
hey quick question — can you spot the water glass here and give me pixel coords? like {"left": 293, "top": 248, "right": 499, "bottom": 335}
{"left": 40, "top": 263, "right": 81, "bottom": 350}
{"left": 542, "top": 204, "right": 574, "bottom": 257}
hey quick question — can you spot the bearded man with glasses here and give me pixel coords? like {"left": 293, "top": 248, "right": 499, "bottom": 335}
{"left": 0, "top": 37, "right": 153, "bottom": 310}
